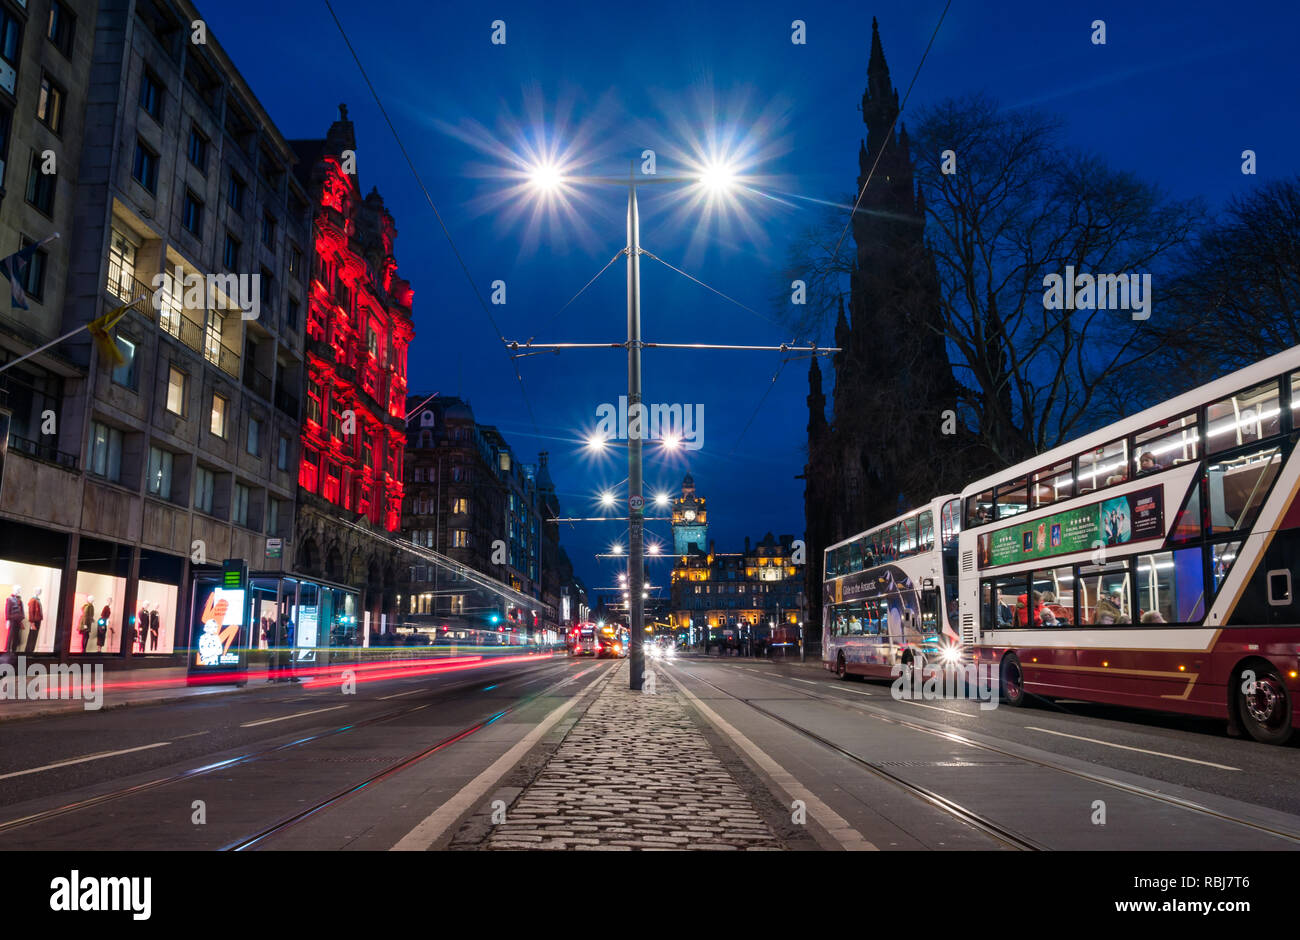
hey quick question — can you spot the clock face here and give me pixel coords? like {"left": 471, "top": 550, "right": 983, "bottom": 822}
{"left": 684, "top": 510, "right": 696, "bottom": 521}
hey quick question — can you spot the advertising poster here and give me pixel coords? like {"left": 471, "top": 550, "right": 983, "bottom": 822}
{"left": 189, "top": 583, "right": 248, "bottom": 670}
{"left": 977, "top": 486, "right": 1165, "bottom": 569}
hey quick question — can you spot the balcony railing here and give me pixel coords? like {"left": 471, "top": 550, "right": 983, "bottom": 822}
{"left": 274, "top": 384, "right": 300, "bottom": 420}
{"left": 243, "top": 366, "right": 272, "bottom": 399}
{"left": 106, "top": 261, "right": 239, "bottom": 377}
{"left": 8, "top": 433, "right": 78, "bottom": 470}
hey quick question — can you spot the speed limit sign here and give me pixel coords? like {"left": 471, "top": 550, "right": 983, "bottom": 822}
{"left": 629, "top": 495, "right": 644, "bottom": 511}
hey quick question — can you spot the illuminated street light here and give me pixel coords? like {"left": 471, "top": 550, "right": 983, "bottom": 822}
{"left": 611, "top": 543, "right": 624, "bottom": 555}
{"left": 654, "top": 492, "right": 670, "bottom": 507}
{"left": 648, "top": 543, "right": 661, "bottom": 555}
{"left": 697, "top": 159, "right": 738, "bottom": 194}
{"left": 600, "top": 491, "right": 615, "bottom": 508}
{"left": 661, "top": 434, "right": 680, "bottom": 451}
{"left": 586, "top": 435, "right": 608, "bottom": 451}
{"left": 528, "top": 161, "right": 565, "bottom": 192}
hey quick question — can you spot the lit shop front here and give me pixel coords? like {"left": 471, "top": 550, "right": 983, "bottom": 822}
{"left": 0, "top": 521, "right": 64, "bottom": 655}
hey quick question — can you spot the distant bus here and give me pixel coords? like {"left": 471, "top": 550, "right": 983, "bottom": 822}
{"left": 568, "top": 622, "right": 626, "bottom": 658}
{"left": 957, "top": 346, "right": 1300, "bottom": 743}
{"left": 822, "top": 495, "right": 963, "bottom": 679}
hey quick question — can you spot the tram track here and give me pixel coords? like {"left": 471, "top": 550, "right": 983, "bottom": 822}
{"left": 669, "top": 662, "right": 1300, "bottom": 849}
{"left": 0, "top": 659, "right": 614, "bottom": 847}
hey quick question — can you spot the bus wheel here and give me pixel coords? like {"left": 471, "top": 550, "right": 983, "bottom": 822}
{"left": 1000, "top": 654, "right": 1027, "bottom": 707}
{"left": 1236, "top": 664, "right": 1294, "bottom": 745}
{"left": 836, "top": 653, "right": 847, "bottom": 679}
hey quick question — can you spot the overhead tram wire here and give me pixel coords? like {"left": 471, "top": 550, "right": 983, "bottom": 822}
{"left": 640, "top": 249, "right": 786, "bottom": 330}
{"left": 729, "top": 0, "right": 954, "bottom": 455}
{"left": 526, "top": 248, "right": 628, "bottom": 346}
{"left": 321, "top": 0, "right": 540, "bottom": 435}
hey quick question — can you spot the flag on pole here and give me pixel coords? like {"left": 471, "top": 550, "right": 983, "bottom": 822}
{"left": 88, "top": 294, "right": 148, "bottom": 369}
{"left": 0, "top": 233, "right": 60, "bottom": 311}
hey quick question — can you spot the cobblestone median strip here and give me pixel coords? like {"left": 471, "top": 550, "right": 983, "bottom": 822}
{"left": 484, "top": 662, "right": 784, "bottom": 851}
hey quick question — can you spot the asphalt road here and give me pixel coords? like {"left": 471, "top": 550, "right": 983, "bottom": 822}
{"left": 662, "top": 654, "right": 1300, "bottom": 849}
{"left": 0, "top": 654, "right": 613, "bottom": 850}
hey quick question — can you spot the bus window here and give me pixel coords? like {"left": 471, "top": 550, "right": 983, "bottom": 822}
{"left": 919, "top": 511, "right": 935, "bottom": 551}
{"left": 1210, "top": 541, "right": 1243, "bottom": 595}
{"left": 966, "top": 491, "right": 994, "bottom": 528}
{"left": 1078, "top": 561, "right": 1132, "bottom": 625}
{"left": 940, "top": 498, "right": 961, "bottom": 547}
{"left": 995, "top": 478, "right": 1029, "bottom": 520}
{"left": 1206, "top": 380, "right": 1280, "bottom": 455}
{"left": 1207, "top": 445, "right": 1281, "bottom": 534}
{"left": 1135, "top": 550, "right": 1204, "bottom": 624}
{"left": 1078, "top": 439, "right": 1128, "bottom": 495}
{"left": 982, "top": 575, "right": 1027, "bottom": 631}
{"left": 898, "top": 517, "right": 917, "bottom": 556}
{"left": 1030, "top": 567, "right": 1073, "bottom": 625}
{"left": 1032, "top": 460, "right": 1074, "bottom": 508}
{"left": 1134, "top": 413, "right": 1198, "bottom": 476}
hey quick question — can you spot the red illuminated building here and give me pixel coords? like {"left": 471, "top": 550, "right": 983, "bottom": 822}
{"left": 288, "top": 107, "right": 415, "bottom": 628}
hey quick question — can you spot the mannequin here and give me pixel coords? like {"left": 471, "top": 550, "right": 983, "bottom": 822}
{"left": 5, "top": 585, "right": 23, "bottom": 654}
{"left": 80, "top": 595, "right": 95, "bottom": 652}
{"left": 149, "top": 602, "right": 160, "bottom": 652}
{"left": 97, "top": 596, "right": 113, "bottom": 652}
{"left": 134, "top": 603, "right": 147, "bottom": 655}
{"left": 25, "top": 588, "right": 43, "bottom": 654}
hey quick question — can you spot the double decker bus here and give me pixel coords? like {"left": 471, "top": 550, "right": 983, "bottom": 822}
{"left": 957, "top": 345, "right": 1300, "bottom": 743}
{"left": 822, "top": 495, "right": 964, "bottom": 679}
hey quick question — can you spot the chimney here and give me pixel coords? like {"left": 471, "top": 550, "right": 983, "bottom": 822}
{"left": 745, "top": 536, "right": 751, "bottom": 552}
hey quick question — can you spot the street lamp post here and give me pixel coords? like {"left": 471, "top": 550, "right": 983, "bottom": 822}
{"left": 626, "top": 167, "right": 646, "bottom": 691}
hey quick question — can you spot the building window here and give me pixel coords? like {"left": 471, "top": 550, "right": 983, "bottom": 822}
{"left": 182, "top": 189, "right": 203, "bottom": 236}
{"left": 0, "top": 9, "right": 22, "bottom": 96}
{"left": 47, "top": 1, "right": 76, "bottom": 57}
{"left": 367, "top": 327, "right": 378, "bottom": 357}
{"left": 139, "top": 69, "right": 163, "bottom": 121}
{"left": 16, "top": 236, "right": 46, "bottom": 302}
{"left": 277, "top": 435, "right": 289, "bottom": 471}
{"left": 452, "top": 497, "right": 468, "bottom": 514}
{"left": 286, "top": 297, "right": 299, "bottom": 330}
{"left": 288, "top": 246, "right": 301, "bottom": 277}
{"left": 203, "top": 310, "right": 224, "bottom": 367}
{"left": 131, "top": 140, "right": 158, "bottom": 193}
{"left": 261, "top": 212, "right": 276, "bottom": 249}
{"left": 187, "top": 124, "right": 208, "bottom": 172}
{"left": 210, "top": 393, "right": 227, "bottom": 437}
{"left": 106, "top": 228, "right": 137, "bottom": 300}
{"left": 306, "top": 379, "right": 322, "bottom": 424}
{"left": 25, "top": 151, "right": 55, "bottom": 216}
{"left": 453, "top": 530, "right": 469, "bottom": 548}
{"left": 166, "top": 366, "right": 187, "bottom": 415}
{"left": 246, "top": 416, "right": 261, "bottom": 456}
{"left": 194, "top": 466, "right": 215, "bottom": 514}
{"left": 111, "top": 336, "right": 137, "bottom": 388}
{"left": 0, "top": 106, "right": 12, "bottom": 191}
{"left": 36, "top": 73, "right": 64, "bottom": 134}
{"left": 232, "top": 483, "right": 249, "bottom": 526}
{"left": 268, "top": 497, "right": 283, "bottom": 535}
{"left": 228, "top": 171, "right": 245, "bottom": 214}
{"left": 146, "top": 446, "right": 173, "bottom": 499}
{"left": 223, "top": 232, "right": 239, "bottom": 270}
{"left": 259, "top": 266, "right": 273, "bottom": 311}
{"left": 89, "top": 421, "right": 123, "bottom": 482}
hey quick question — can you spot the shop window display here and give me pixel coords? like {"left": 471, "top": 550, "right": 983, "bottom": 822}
{"left": 71, "top": 573, "right": 127, "bottom": 654}
{"left": 131, "top": 580, "right": 179, "bottom": 654}
{"left": 0, "top": 563, "right": 61, "bottom": 653}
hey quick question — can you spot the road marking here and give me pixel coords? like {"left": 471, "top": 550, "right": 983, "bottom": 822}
{"left": 669, "top": 671, "right": 877, "bottom": 851}
{"left": 240, "top": 705, "right": 348, "bottom": 728}
{"left": 391, "top": 664, "right": 608, "bottom": 850}
{"left": 898, "top": 700, "right": 967, "bottom": 714}
{"left": 1024, "top": 726, "right": 1241, "bottom": 771}
{"left": 0, "top": 742, "right": 172, "bottom": 781}
{"left": 789, "top": 678, "right": 819, "bottom": 685}
{"left": 378, "top": 688, "right": 427, "bottom": 700}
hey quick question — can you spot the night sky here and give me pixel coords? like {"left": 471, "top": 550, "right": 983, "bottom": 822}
{"left": 205, "top": 0, "right": 1298, "bottom": 594}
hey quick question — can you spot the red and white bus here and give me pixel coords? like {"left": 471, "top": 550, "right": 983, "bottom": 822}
{"left": 956, "top": 346, "right": 1300, "bottom": 743}
{"left": 822, "top": 495, "right": 964, "bottom": 679}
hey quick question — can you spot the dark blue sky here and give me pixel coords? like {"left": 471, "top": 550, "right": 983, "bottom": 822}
{"left": 206, "top": 0, "right": 1297, "bottom": 593}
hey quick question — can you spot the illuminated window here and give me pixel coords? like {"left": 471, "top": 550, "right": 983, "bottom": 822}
{"left": 166, "top": 366, "right": 186, "bottom": 415}
{"left": 210, "top": 394, "right": 227, "bottom": 438}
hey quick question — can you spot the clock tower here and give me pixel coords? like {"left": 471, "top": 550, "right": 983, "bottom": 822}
{"left": 672, "top": 473, "right": 708, "bottom": 555}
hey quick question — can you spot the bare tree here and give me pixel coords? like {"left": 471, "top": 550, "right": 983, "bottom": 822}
{"left": 782, "top": 93, "right": 1204, "bottom": 468}
{"left": 1138, "top": 176, "right": 1300, "bottom": 389}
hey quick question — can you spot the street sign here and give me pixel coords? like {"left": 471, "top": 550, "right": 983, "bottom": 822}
{"left": 266, "top": 537, "right": 283, "bottom": 559}
{"left": 629, "top": 495, "right": 644, "bottom": 511}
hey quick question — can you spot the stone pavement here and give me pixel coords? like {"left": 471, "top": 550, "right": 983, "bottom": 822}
{"left": 483, "top": 660, "right": 784, "bottom": 850}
